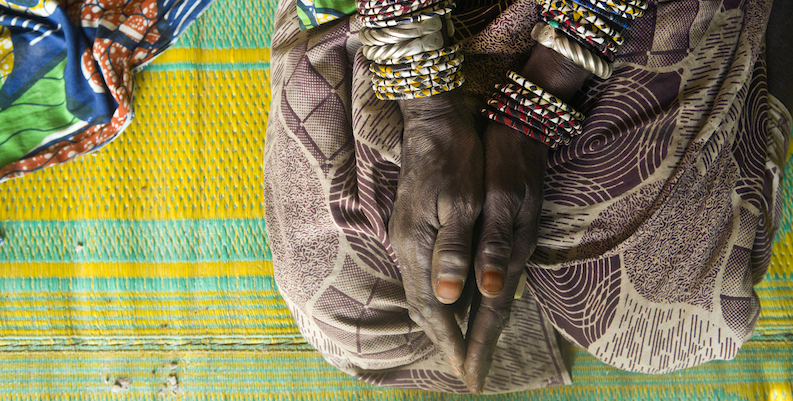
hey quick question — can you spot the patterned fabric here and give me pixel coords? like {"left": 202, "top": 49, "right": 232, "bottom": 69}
{"left": 297, "top": 0, "right": 355, "bottom": 29}
{"left": 264, "top": 0, "right": 791, "bottom": 394}
{"left": 0, "top": 0, "right": 212, "bottom": 183}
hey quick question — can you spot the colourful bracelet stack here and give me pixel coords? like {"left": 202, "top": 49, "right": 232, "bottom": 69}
{"left": 357, "top": 0, "right": 464, "bottom": 100}
{"left": 534, "top": 0, "right": 647, "bottom": 71}
{"left": 482, "top": 71, "right": 584, "bottom": 148}
{"left": 484, "top": 0, "right": 646, "bottom": 147}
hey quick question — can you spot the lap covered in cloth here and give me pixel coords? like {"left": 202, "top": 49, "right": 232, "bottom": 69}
{"left": 264, "top": 0, "right": 792, "bottom": 393}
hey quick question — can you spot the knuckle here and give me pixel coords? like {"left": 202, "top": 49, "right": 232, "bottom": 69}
{"left": 434, "top": 247, "right": 471, "bottom": 271}
{"left": 481, "top": 303, "right": 511, "bottom": 330}
{"left": 477, "top": 239, "right": 512, "bottom": 269}
{"left": 486, "top": 186, "right": 521, "bottom": 207}
{"left": 417, "top": 303, "right": 435, "bottom": 320}
{"left": 438, "top": 193, "right": 482, "bottom": 224}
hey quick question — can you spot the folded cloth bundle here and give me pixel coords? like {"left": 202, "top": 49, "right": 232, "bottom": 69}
{"left": 0, "top": 0, "right": 213, "bottom": 183}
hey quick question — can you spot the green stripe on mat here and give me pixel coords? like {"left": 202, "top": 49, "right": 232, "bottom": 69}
{"left": 0, "top": 220, "right": 270, "bottom": 262}
{"left": 0, "top": 341, "right": 787, "bottom": 400}
{"left": 0, "top": 276, "right": 276, "bottom": 293}
{"left": 173, "top": 0, "right": 278, "bottom": 49}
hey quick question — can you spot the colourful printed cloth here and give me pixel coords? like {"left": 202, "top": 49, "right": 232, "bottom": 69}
{"left": 0, "top": 0, "right": 212, "bottom": 182}
{"left": 265, "top": 0, "right": 792, "bottom": 394}
{"left": 296, "top": 0, "right": 353, "bottom": 29}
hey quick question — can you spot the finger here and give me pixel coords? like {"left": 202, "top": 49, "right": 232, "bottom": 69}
{"left": 473, "top": 188, "right": 522, "bottom": 298}
{"left": 465, "top": 201, "right": 540, "bottom": 393}
{"left": 464, "top": 263, "right": 526, "bottom": 393}
{"left": 432, "top": 190, "right": 481, "bottom": 304}
{"left": 395, "top": 216, "right": 468, "bottom": 374}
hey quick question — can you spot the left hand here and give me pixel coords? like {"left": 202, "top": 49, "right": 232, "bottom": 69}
{"left": 463, "top": 121, "right": 548, "bottom": 393}
{"left": 389, "top": 91, "right": 483, "bottom": 376}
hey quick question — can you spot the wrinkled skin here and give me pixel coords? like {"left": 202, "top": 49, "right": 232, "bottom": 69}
{"left": 389, "top": 46, "right": 590, "bottom": 393}
{"left": 390, "top": 92, "right": 483, "bottom": 376}
{"left": 463, "top": 121, "right": 547, "bottom": 393}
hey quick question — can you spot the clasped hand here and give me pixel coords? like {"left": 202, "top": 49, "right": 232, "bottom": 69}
{"left": 389, "top": 91, "right": 547, "bottom": 394}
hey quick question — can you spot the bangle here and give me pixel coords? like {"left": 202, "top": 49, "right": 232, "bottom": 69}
{"left": 490, "top": 93, "right": 582, "bottom": 133}
{"left": 538, "top": 0, "right": 624, "bottom": 42}
{"left": 358, "top": 0, "right": 463, "bottom": 101}
{"left": 373, "top": 42, "right": 459, "bottom": 65}
{"left": 482, "top": 108, "right": 559, "bottom": 147}
{"left": 362, "top": 30, "right": 445, "bottom": 60}
{"left": 497, "top": 84, "right": 582, "bottom": 122}
{"left": 358, "top": 0, "right": 438, "bottom": 16}
{"left": 568, "top": 0, "right": 645, "bottom": 19}
{"left": 545, "top": 18, "right": 616, "bottom": 61}
{"left": 376, "top": 76, "right": 464, "bottom": 100}
{"left": 483, "top": 71, "right": 586, "bottom": 147}
{"left": 359, "top": 16, "right": 443, "bottom": 46}
{"left": 506, "top": 71, "right": 583, "bottom": 117}
{"left": 360, "top": 0, "right": 454, "bottom": 27}
{"left": 373, "top": 70, "right": 463, "bottom": 89}
{"left": 370, "top": 54, "right": 463, "bottom": 77}
{"left": 538, "top": 1, "right": 625, "bottom": 46}
{"left": 531, "top": 22, "right": 612, "bottom": 79}
{"left": 486, "top": 98, "right": 572, "bottom": 142}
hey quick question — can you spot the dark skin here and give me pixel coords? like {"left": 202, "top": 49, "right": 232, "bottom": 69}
{"left": 391, "top": 45, "right": 589, "bottom": 393}
{"left": 391, "top": 4, "right": 791, "bottom": 392}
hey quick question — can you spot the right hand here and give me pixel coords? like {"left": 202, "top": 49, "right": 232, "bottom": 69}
{"left": 389, "top": 91, "right": 484, "bottom": 376}
{"left": 464, "top": 122, "right": 547, "bottom": 393}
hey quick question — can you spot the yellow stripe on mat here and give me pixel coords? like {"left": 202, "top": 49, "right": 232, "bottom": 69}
{"left": 0, "top": 261, "right": 273, "bottom": 278}
{"left": 0, "top": 67, "right": 271, "bottom": 221}
{"left": 153, "top": 48, "right": 270, "bottom": 64}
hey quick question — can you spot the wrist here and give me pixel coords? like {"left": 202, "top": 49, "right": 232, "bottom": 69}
{"left": 397, "top": 90, "right": 465, "bottom": 121}
{"left": 520, "top": 45, "right": 590, "bottom": 102}
{"left": 486, "top": 122, "right": 548, "bottom": 162}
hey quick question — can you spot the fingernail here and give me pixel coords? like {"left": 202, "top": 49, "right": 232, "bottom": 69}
{"left": 437, "top": 277, "right": 463, "bottom": 302}
{"left": 447, "top": 356, "right": 463, "bottom": 377}
{"left": 482, "top": 270, "right": 503, "bottom": 294}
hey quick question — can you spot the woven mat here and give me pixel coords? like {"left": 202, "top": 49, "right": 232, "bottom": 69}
{"left": 0, "top": 0, "right": 790, "bottom": 399}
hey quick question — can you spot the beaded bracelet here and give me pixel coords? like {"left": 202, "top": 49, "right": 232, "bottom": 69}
{"left": 370, "top": 54, "right": 464, "bottom": 77}
{"left": 361, "top": 0, "right": 455, "bottom": 27}
{"left": 490, "top": 93, "right": 581, "bottom": 133}
{"left": 377, "top": 77, "right": 465, "bottom": 100}
{"left": 537, "top": 0, "right": 625, "bottom": 44}
{"left": 497, "top": 84, "right": 582, "bottom": 122}
{"left": 482, "top": 72, "right": 585, "bottom": 148}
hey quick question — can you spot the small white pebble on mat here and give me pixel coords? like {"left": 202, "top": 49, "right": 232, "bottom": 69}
{"left": 75, "top": 242, "right": 84, "bottom": 252}
{"left": 111, "top": 377, "right": 131, "bottom": 393}
{"left": 157, "top": 374, "right": 180, "bottom": 397}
